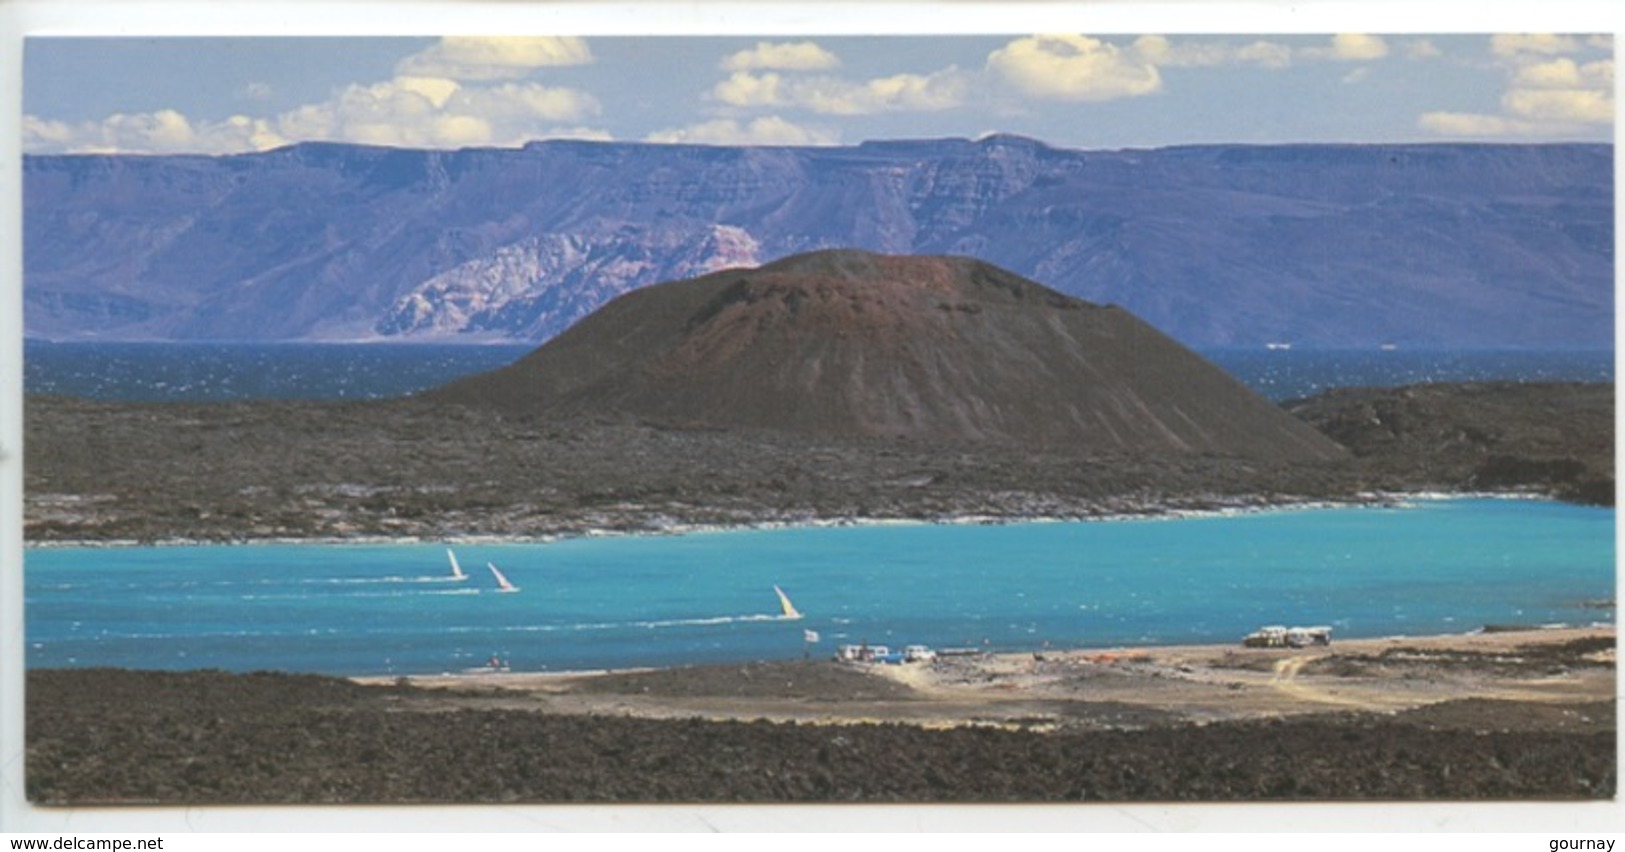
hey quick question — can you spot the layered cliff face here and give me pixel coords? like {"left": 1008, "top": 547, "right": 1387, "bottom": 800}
{"left": 428, "top": 250, "right": 1347, "bottom": 461}
{"left": 375, "top": 224, "right": 761, "bottom": 338}
{"left": 23, "top": 137, "right": 1613, "bottom": 347}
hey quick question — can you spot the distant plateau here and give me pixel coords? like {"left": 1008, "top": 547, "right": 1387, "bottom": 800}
{"left": 23, "top": 137, "right": 1613, "bottom": 349}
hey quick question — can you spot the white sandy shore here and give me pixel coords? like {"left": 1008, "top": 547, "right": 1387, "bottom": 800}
{"left": 24, "top": 489, "right": 1554, "bottom": 549}
{"left": 360, "top": 624, "right": 1616, "bottom": 688}
{"left": 365, "top": 623, "right": 1612, "bottom": 681}
{"left": 347, "top": 624, "right": 1615, "bottom": 732}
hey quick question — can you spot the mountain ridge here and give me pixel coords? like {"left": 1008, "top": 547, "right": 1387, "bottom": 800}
{"left": 23, "top": 138, "right": 1613, "bottom": 348}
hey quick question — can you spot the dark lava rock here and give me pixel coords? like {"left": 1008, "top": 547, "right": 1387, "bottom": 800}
{"left": 1287, "top": 382, "right": 1614, "bottom": 504}
{"left": 572, "top": 660, "right": 919, "bottom": 701}
{"left": 22, "top": 392, "right": 1358, "bottom": 543}
{"left": 25, "top": 669, "right": 1614, "bottom": 804}
{"left": 23, "top": 378, "right": 1613, "bottom": 543}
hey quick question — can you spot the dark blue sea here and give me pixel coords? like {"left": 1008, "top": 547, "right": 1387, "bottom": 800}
{"left": 22, "top": 341, "right": 1615, "bottom": 403}
{"left": 23, "top": 341, "right": 536, "bottom": 402}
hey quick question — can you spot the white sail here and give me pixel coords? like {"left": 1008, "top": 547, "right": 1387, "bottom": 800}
{"left": 488, "top": 562, "right": 519, "bottom": 593}
{"left": 773, "top": 584, "right": 802, "bottom": 619}
{"left": 447, "top": 548, "right": 468, "bottom": 581}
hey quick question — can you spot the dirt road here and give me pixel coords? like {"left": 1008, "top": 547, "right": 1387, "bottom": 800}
{"left": 382, "top": 626, "right": 1616, "bottom": 732}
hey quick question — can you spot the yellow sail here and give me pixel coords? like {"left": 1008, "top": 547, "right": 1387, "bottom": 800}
{"left": 773, "top": 584, "right": 801, "bottom": 619}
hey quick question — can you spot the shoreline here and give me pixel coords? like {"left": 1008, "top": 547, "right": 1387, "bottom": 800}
{"left": 333, "top": 621, "right": 1625, "bottom": 741}
{"left": 21, "top": 489, "right": 1565, "bottom": 549}
{"left": 357, "top": 623, "right": 1616, "bottom": 687}
{"left": 343, "top": 624, "right": 1617, "bottom": 739}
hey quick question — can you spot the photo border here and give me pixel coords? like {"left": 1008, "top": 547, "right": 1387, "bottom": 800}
{"left": 2, "top": 0, "right": 1620, "bottom": 834}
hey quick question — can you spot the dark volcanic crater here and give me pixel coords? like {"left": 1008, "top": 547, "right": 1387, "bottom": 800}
{"left": 430, "top": 250, "right": 1345, "bottom": 460}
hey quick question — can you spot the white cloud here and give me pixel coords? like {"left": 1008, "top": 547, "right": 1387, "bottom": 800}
{"left": 26, "top": 71, "right": 603, "bottom": 154}
{"left": 223, "top": 115, "right": 292, "bottom": 151}
{"left": 393, "top": 75, "right": 460, "bottom": 108}
{"left": 721, "top": 41, "right": 840, "bottom": 72}
{"left": 1133, "top": 34, "right": 1403, "bottom": 69}
{"left": 711, "top": 71, "right": 787, "bottom": 109}
{"left": 1417, "top": 111, "right": 1531, "bottom": 136}
{"left": 1501, "top": 87, "right": 1614, "bottom": 125}
{"left": 277, "top": 78, "right": 451, "bottom": 144}
{"left": 1233, "top": 40, "right": 1296, "bottom": 69}
{"left": 1298, "top": 33, "right": 1390, "bottom": 62}
{"left": 805, "top": 69, "right": 970, "bottom": 114}
{"left": 277, "top": 76, "right": 601, "bottom": 148}
{"left": 1131, "top": 33, "right": 1408, "bottom": 70}
{"left": 24, "top": 109, "right": 289, "bottom": 155}
{"left": 23, "top": 37, "right": 609, "bottom": 155}
{"left": 22, "top": 116, "right": 78, "bottom": 149}
{"left": 645, "top": 115, "right": 838, "bottom": 146}
{"left": 1405, "top": 39, "right": 1443, "bottom": 60}
{"left": 1419, "top": 36, "right": 1612, "bottom": 139}
{"left": 1228, "top": 41, "right": 1293, "bottom": 68}
{"left": 238, "top": 81, "right": 274, "bottom": 102}
{"left": 986, "top": 35, "right": 1161, "bottom": 101}
{"left": 1513, "top": 58, "right": 1584, "bottom": 88}
{"left": 700, "top": 34, "right": 1521, "bottom": 143}
{"left": 447, "top": 82, "right": 601, "bottom": 125}
{"left": 396, "top": 37, "right": 593, "bottom": 81}
{"left": 427, "top": 114, "right": 493, "bottom": 147}
{"left": 711, "top": 68, "right": 969, "bottom": 115}
{"left": 1513, "top": 58, "right": 1613, "bottom": 89}
{"left": 534, "top": 126, "right": 614, "bottom": 142}
{"left": 1331, "top": 34, "right": 1389, "bottom": 61}
{"left": 108, "top": 109, "right": 196, "bottom": 149}
{"left": 1491, "top": 34, "right": 1584, "bottom": 57}
{"left": 1131, "top": 35, "right": 1292, "bottom": 69}
{"left": 1584, "top": 58, "right": 1614, "bottom": 86}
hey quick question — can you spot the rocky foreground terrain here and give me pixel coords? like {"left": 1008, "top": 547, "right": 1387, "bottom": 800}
{"left": 26, "top": 630, "right": 1615, "bottom": 803}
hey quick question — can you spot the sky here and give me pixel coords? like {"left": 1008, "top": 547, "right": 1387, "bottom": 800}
{"left": 19, "top": 31, "right": 1616, "bottom": 154}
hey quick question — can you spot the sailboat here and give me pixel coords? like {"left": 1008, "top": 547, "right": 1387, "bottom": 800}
{"left": 488, "top": 562, "right": 519, "bottom": 593}
{"left": 446, "top": 548, "right": 468, "bottom": 581}
{"left": 773, "top": 585, "right": 802, "bottom": 620}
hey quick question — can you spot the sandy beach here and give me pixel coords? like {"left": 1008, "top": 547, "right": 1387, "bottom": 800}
{"left": 364, "top": 625, "right": 1616, "bottom": 731}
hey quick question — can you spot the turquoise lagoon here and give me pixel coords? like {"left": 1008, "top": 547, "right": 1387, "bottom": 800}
{"left": 25, "top": 498, "right": 1614, "bottom": 676}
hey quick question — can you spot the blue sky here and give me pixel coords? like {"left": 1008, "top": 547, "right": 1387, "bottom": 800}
{"left": 18, "top": 30, "right": 1617, "bottom": 154}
